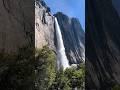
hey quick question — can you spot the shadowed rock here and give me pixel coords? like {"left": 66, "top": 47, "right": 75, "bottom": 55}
{"left": 86, "top": 0, "right": 120, "bottom": 89}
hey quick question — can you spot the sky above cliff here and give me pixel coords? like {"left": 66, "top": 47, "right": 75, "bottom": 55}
{"left": 44, "top": 0, "right": 85, "bottom": 30}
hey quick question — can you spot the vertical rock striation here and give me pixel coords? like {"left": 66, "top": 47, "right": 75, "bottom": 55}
{"left": 35, "top": 0, "right": 55, "bottom": 50}
{"left": 0, "top": 0, "right": 34, "bottom": 54}
{"left": 36, "top": 0, "right": 85, "bottom": 64}
{"left": 86, "top": 0, "right": 120, "bottom": 89}
{"left": 54, "top": 12, "right": 85, "bottom": 64}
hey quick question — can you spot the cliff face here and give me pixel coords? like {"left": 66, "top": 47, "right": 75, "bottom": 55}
{"left": 35, "top": 0, "right": 55, "bottom": 49}
{"left": 0, "top": 0, "right": 34, "bottom": 54}
{"left": 86, "top": 0, "right": 120, "bottom": 89}
{"left": 0, "top": 1, "right": 35, "bottom": 89}
{"left": 54, "top": 12, "right": 85, "bottom": 64}
{"left": 36, "top": 0, "right": 85, "bottom": 64}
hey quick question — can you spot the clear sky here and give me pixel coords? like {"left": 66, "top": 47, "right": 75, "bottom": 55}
{"left": 44, "top": 0, "right": 85, "bottom": 30}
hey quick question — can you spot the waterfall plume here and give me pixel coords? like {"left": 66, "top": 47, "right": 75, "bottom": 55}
{"left": 54, "top": 17, "right": 70, "bottom": 70}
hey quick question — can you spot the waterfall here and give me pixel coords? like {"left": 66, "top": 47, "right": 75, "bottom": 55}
{"left": 54, "top": 17, "right": 70, "bottom": 70}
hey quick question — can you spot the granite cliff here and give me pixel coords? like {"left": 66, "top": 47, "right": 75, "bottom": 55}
{"left": 86, "top": 0, "right": 120, "bottom": 89}
{"left": 55, "top": 12, "right": 85, "bottom": 64}
{"left": 36, "top": 0, "right": 85, "bottom": 64}
{"left": 0, "top": 0, "right": 34, "bottom": 54}
{"left": 35, "top": 0, "right": 55, "bottom": 49}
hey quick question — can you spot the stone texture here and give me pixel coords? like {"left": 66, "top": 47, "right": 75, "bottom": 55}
{"left": 54, "top": 12, "right": 85, "bottom": 64}
{"left": 36, "top": 0, "right": 85, "bottom": 64}
{"left": 0, "top": 0, "right": 34, "bottom": 54}
{"left": 0, "top": 0, "right": 35, "bottom": 90}
{"left": 0, "top": 0, "right": 85, "bottom": 63}
{"left": 35, "top": 0, "right": 55, "bottom": 50}
{"left": 86, "top": 0, "right": 120, "bottom": 89}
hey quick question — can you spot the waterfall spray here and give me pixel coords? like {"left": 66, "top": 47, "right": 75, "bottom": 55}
{"left": 54, "top": 17, "right": 70, "bottom": 70}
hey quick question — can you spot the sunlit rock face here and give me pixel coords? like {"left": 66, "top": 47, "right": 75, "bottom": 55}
{"left": 54, "top": 12, "right": 85, "bottom": 64}
{"left": 36, "top": 0, "right": 85, "bottom": 64}
{"left": 35, "top": 0, "right": 55, "bottom": 50}
{"left": 86, "top": 0, "right": 120, "bottom": 89}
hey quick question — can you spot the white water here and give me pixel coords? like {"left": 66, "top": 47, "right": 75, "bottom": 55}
{"left": 54, "top": 17, "right": 70, "bottom": 70}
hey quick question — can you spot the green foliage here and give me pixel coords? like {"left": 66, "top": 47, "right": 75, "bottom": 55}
{"left": 0, "top": 45, "right": 85, "bottom": 90}
{"left": 36, "top": 46, "right": 85, "bottom": 90}
{"left": 52, "top": 69, "right": 71, "bottom": 90}
{"left": 51, "top": 64, "right": 85, "bottom": 90}
{"left": 0, "top": 46, "right": 35, "bottom": 90}
{"left": 65, "top": 66, "right": 85, "bottom": 89}
{"left": 112, "top": 85, "right": 120, "bottom": 90}
{"left": 35, "top": 45, "right": 56, "bottom": 90}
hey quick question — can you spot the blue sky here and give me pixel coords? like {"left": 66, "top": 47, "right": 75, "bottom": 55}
{"left": 44, "top": 0, "right": 85, "bottom": 30}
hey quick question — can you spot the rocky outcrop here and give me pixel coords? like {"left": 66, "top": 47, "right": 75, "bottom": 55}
{"left": 36, "top": 0, "right": 85, "bottom": 64}
{"left": 35, "top": 0, "right": 55, "bottom": 50}
{"left": 86, "top": 0, "right": 120, "bottom": 89}
{"left": 54, "top": 12, "right": 85, "bottom": 64}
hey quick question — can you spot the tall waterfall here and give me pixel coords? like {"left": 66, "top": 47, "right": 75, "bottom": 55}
{"left": 54, "top": 17, "right": 70, "bottom": 70}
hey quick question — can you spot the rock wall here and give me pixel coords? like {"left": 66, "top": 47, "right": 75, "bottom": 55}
{"left": 86, "top": 0, "right": 120, "bottom": 89}
{"left": 36, "top": 0, "right": 85, "bottom": 64}
{"left": 55, "top": 12, "right": 85, "bottom": 64}
{"left": 0, "top": 0, "right": 34, "bottom": 54}
{"left": 35, "top": 0, "right": 55, "bottom": 50}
